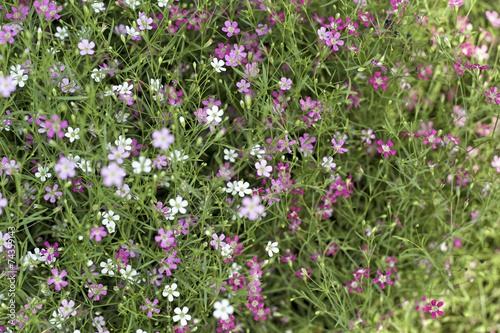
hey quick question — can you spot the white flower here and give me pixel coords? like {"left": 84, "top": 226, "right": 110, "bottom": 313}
{"left": 213, "top": 299, "right": 234, "bottom": 320}
{"left": 223, "top": 149, "right": 238, "bottom": 162}
{"left": 65, "top": 127, "right": 80, "bottom": 142}
{"left": 250, "top": 144, "right": 265, "bottom": 158}
{"left": 55, "top": 26, "right": 68, "bottom": 40}
{"left": 136, "top": 330, "right": 147, "bottom": 333}
{"left": 228, "top": 263, "right": 241, "bottom": 276}
{"left": 158, "top": 0, "right": 170, "bottom": 7}
{"left": 206, "top": 106, "right": 223, "bottom": 124}
{"left": 224, "top": 181, "right": 237, "bottom": 196}
{"left": 150, "top": 78, "right": 162, "bottom": 91}
{"left": 172, "top": 307, "right": 191, "bottom": 326}
{"left": 35, "top": 166, "right": 52, "bottom": 181}
{"left": 236, "top": 180, "right": 252, "bottom": 197}
{"left": 114, "top": 82, "right": 134, "bottom": 96}
{"left": 91, "top": 68, "right": 105, "bottom": 82}
{"left": 132, "top": 156, "right": 152, "bottom": 174}
{"left": 169, "top": 196, "right": 188, "bottom": 215}
{"left": 125, "top": 26, "right": 141, "bottom": 38}
{"left": 91, "top": 1, "right": 105, "bottom": 12}
{"left": 221, "top": 243, "right": 233, "bottom": 258}
{"left": 167, "top": 150, "right": 189, "bottom": 163}
{"left": 105, "top": 221, "right": 116, "bottom": 233}
{"left": 102, "top": 210, "right": 120, "bottom": 225}
{"left": 265, "top": 241, "right": 279, "bottom": 257}
{"left": 120, "top": 265, "right": 139, "bottom": 284}
{"left": 211, "top": 58, "right": 226, "bottom": 73}
{"left": 10, "top": 65, "right": 28, "bottom": 87}
{"left": 100, "top": 259, "right": 116, "bottom": 275}
{"left": 77, "top": 159, "right": 93, "bottom": 174}
{"left": 124, "top": 0, "right": 140, "bottom": 9}
{"left": 162, "top": 283, "right": 180, "bottom": 302}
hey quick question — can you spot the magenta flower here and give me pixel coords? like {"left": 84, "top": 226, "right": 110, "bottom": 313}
{"left": 352, "top": 267, "right": 370, "bottom": 279}
{"left": 88, "top": 283, "right": 107, "bottom": 301}
{"left": 240, "top": 195, "right": 265, "bottom": 221}
{"left": 141, "top": 298, "right": 161, "bottom": 317}
{"left": 346, "top": 277, "right": 363, "bottom": 293}
{"left": 78, "top": 39, "right": 95, "bottom": 55}
{"left": 45, "top": 115, "right": 68, "bottom": 138}
{"left": 422, "top": 129, "right": 442, "bottom": 149}
{"left": 372, "top": 269, "right": 393, "bottom": 289}
{"left": 90, "top": 226, "right": 107, "bottom": 242}
{"left": 222, "top": 20, "right": 240, "bottom": 37}
{"left": 369, "top": 72, "right": 388, "bottom": 90}
{"left": 47, "top": 269, "right": 68, "bottom": 291}
{"left": 484, "top": 87, "right": 500, "bottom": 104}
{"left": 376, "top": 140, "right": 396, "bottom": 158}
{"left": 100, "top": 162, "right": 126, "bottom": 187}
{"left": 422, "top": 300, "right": 445, "bottom": 318}
{"left": 331, "top": 138, "right": 348, "bottom": 154}
{"left": 155, "top": 228, "right": 175, "bottom": 249}
{"left": 43, "top": 184, "right": 62, "bottom": 203}
{"left": 152, "top": 128, "right": 175, "bottom": 150}
{"left": 0, "top": 25, "right": 18, "bottom": 45}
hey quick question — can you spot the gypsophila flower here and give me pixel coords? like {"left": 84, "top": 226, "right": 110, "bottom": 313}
{"left": 78, "top": 39, "right": 95, "bottom": 55}
{"left": 65, "top": 127, "right": 80, "bottom": 142}
{"left": 172, "top": 307, "right": 191, "bottom": 326}
{"left": 211, "top": 58, "right": 226, "bottom": 72}
{"left": 265, "top": 241, "right": 279, "bottom": 257}
{"left": 224, "top": 149, "right": 238, "bottom": 162}
{"left": 132, "top": 156, "right": 152, "bottom": 174}
{"left": 213, "top": 299, "right": 234, "bottom": 320}
{"left": 35, "top": 166, "right": 52, "bottom": 181}
{"left": 162, "top": 283, "right": 180, "bottom": 301}
{"left": 152, "top": 128, "right": 175, "bottom": 150}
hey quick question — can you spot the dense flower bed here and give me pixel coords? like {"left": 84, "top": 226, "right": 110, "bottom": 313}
{"left": 1, "top": 0, "right": 500, "bottom": 332}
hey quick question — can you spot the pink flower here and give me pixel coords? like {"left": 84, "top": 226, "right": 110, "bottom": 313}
{"left": 78, "top": 39, "right": 95, "bottom": 55}
{"left": 152, "top": 128, "right": 175, "bottom": 150}
{"left": 222, "top": 20, "right": 240, "bottom": 37}
{"left": 155, "top": 228, "right": 175, "bottom": 249}
{"left": 448, "top": 0, "right": 464, "bottom": 7}
{"left": 45, "top": 115, "right": 68, "bottom": 138}
{"left": 44, "top": 184, "right": 62, "bottom": 203}
{"left": 54, "top": 157, "right": 76, "bottom": 180}
{"left": 0, "top": 76, "right": 17, "bottom": 97}
{"left": 422, "top": 300, "right": 445, "bottom": 318}
{"left": 376, "top": 140, "right": 396, "bottom": 158}
{"left": 255, "top": 160, "right": 272, "bottom": 178}
{"left": 491, "top": 156, "right": 500, "bottom": 173}
{"left": 279, "top": 77, "right": 292, "bottom": 90}
{"left": 369, "top": 72, "right": 388, "bottom": 90}
{"left": 100, "top": 162, "right": 126, "bottom": 187}
{"left": 372, "top": 269, "right": 393, "bottom": 289}
{"left": 90, "top": 226, "right": 107, "bottom": 242}
{"left": 486, "top": 11, "right": 500, "bottom": 28}
{"left": 240, "top": 195, "right": 265, "bottom": 221}
{"left": 47, "top": 269, "right": 68, "bottom": 291}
